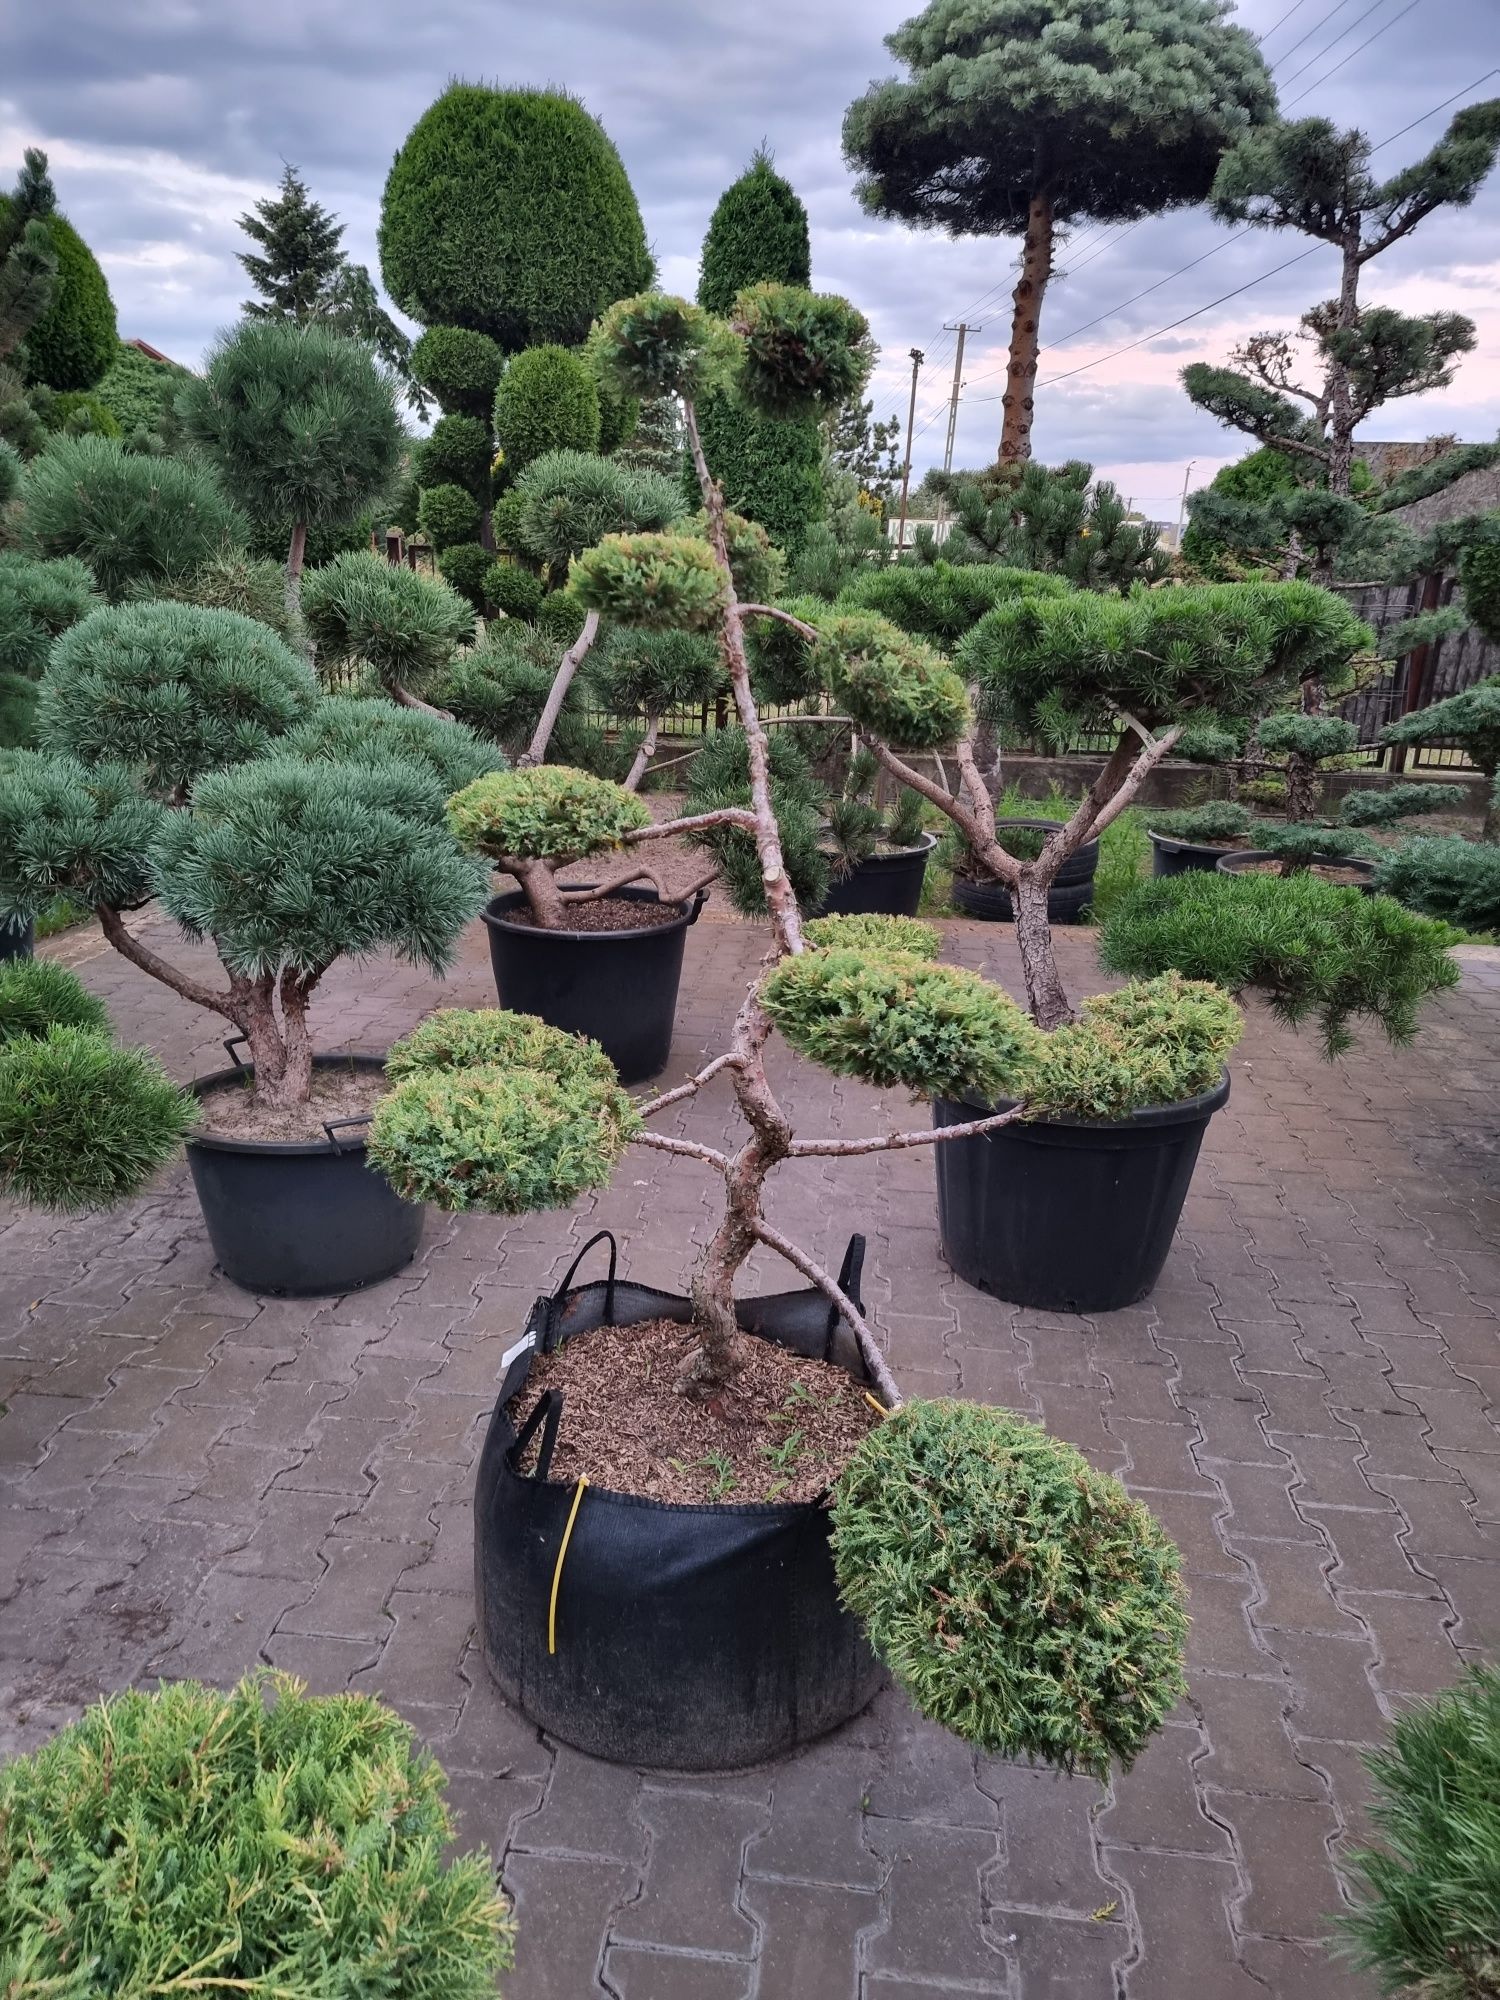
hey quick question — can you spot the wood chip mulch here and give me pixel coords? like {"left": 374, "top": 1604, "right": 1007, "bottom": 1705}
{"left": 509, "top": 1318, "right": 883, "bottom": 1506}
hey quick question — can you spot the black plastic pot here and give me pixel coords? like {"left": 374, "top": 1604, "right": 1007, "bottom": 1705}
{"left": 482, "top": 885, "right": 706, "bottom": 1086}
{"left": 951, "top": 820, "right": 1099, "bottom": 925}
{"left": 186, "top": 1049, "right": 422, "bottom": 1297}
{"left": 1216, "top": 850, "right": 1377, "bottom": 895}
{"left": 816, "top": 833, "right": 937, "bottom": 918}
{"left": 934, "top": 1072, "right": 1230, "bottom": 1313}
{"left": 0, "top": 913, "right": 34, "bottom": 962}
{"left": 1149, "top": 831, "right": 1243, "bottom": 878}
{"left": 474, "top": 1231, "right": 883, "bottom": 1771}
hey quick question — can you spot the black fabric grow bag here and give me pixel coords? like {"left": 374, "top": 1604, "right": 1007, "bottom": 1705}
{"left": 186, "top": 1049, "right": 422, "bottom": 1297}
{"left": 1149, "top": 831, "right": 1241, "bottom": 877}
{"left": 934, "top": 1072, "right": 1230, "bottom": 1313}
{"left": 1217, "top": 850, "right": 1376, "bottom": 895}
{"left": 482, "top": 885, "right": 706, "bottom": 1086}
{"left": 474, "top": 1231, "right": 883, "bottom": 1770}
{"left": 0, "top": 913, "right": 33, "bottom": 962}
{"left": 951, "top": 820, "right": 1098, "bottom": 924}
{"left": 816, "top": 834, "right": 936, "bottom": 918}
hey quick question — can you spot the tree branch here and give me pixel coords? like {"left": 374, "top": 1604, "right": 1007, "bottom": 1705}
{"left": 736, "top": 603, "right": 820, "bottom": 641}
{"left": 630, "top": 1129, "right": 732, "bottom": 1172}
{"left": 95, "top": 905, "right": 245, "bottom": 1024}
{"left": 788, "top": 1103, "right": 1027, "bottom": 1156}
{"left": 623, "top": 715, "right": 660, "bottom": 793}
{"left": 751, "top": 1217, "right": 902, "bottom": 1410}
{"left": 387, "top": 681, "right": 454, "bottom": 721}
{"left": 634, "top": 1052, "right": 743, "bottom": 1121}
{"left": 519, "top": 608, "right": 600, "bottom": 767}
{"left": 624, "top": 807, "right": 759, "bottom": 842}
{"left": 559, "top": 863, "right": 718, "bottom": 907}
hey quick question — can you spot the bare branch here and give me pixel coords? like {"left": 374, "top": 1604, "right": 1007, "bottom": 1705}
{"left": 751, "top": 1218, "right": 902, "bottom": 1410}
{"left": 736, "top": 603, "right": 820, "bottom": 641}
{"left": 95, "top": 905, "right": 246, "bottom": 1024}
{"left": 630, "top": 1129, "right": 732, "bottom": 1172}
{"left": 624, "top": 807, "right": 759, "bottom": 843}
{"left": 623, "top": 714, "right": 660, "bottom": 793}
{"left": 387, "top": 682, "right": 454, "bottom": 721}
{"left": 634, "top": 1052, "right": 743, "bottom": 1121}
{"left": 519, "top": 608, "right": 600, "bottom": 768}
{"left": 788, "top": 1103, "right": 1028, "bottom": 1157}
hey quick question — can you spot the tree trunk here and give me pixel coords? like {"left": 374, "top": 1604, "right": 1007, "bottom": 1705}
{"left": 1285, "top": 751, "right": 1319, "bottom": 823}
{"left": 285, "top": 519, "right": 308, "bottom": 627}
{"left": 999, "top": 190, "right": 1055, "bottom": 466}
{"left": 1482, "top": 764, "right": 1499, "bottom": 843}
{"left": 1325, "top": 234, "right": 1361, "bottom": 500}
{"left": 623, "top": 715, "right": 660, "bottom": 794}
{"left": 512, "top": 857, "right": 568, "bottom": 927}
{"left": 520, "top": 609, "right": 600, "bottom": 768}
{"left": 1012, "top": 867, "right": 1072, "bottom": 1031}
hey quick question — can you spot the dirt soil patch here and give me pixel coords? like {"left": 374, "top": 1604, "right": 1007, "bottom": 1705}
{"left": 510, "top": 1318, "right": 882, "bottom": 1505}
{"left": 506, "top": 896, "right": 687, "bottom": 935}
{"left": 194, "top": 1062, "right": 388, "bottom": 1144}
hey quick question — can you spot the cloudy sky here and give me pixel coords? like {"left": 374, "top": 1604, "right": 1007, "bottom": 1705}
{"left": 4, "top": 0, "right": 1498, "bottom": 520}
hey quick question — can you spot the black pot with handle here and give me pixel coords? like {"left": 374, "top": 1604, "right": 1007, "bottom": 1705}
{"left": 473, "top": 1230, "right": 884, "bottom": 1770}
{"left": 816, "top": 833, "right": 937, "bottom": 918}
{"left": 951, "top": 819, "right": 1099, "bottom": 924}
{"left": 1149, "top": 831, "right": 1242, "bottom": 877}
{"left": 934, "top": 1073, "right": 1230, "bottom": 1313}
{"left": 186, "top": 1047, "right": 422, "bottom": 1297}
{"left": 482, "top": 884, "right": 706, "bottom": 1086}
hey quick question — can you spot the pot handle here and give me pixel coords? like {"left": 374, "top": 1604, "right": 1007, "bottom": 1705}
{"left": 687, "top": 887, "right": 709, "bottom": 924}
{"left": 826, "top": 1234, "right": 867, "bottom": 1359}
{"left": 223, "top": 1034, "right": 250, "bottom": 1071}
{"left": 544, "top": 1229, "right": 618, "bottom": 1350}
{"left": 509, "top": 1386, "right": 563, "bottom": 1482}
{"left": 323, "top": 1114, "right": 374, "bottom": 1153}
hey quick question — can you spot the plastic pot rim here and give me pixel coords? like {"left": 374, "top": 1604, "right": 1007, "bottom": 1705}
{"left": 482, "top": 882, "right": 707, "bottom": 945}
{"left": 187, "top": 1051, "right": 389, "bottom": 1159}
{"left": 937, "top": 1066, "right": 1232, "bottom": 1135}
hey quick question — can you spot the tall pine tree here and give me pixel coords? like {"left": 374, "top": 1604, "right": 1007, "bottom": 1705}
{"left": 692, "top": 151, "right": 824, "bottom": 551}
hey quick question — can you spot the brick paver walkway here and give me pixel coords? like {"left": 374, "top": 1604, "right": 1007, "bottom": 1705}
{"left": 2, "top": 909, "right": 1497, "bottom": 1998}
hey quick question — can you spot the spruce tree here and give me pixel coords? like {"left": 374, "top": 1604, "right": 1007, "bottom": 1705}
{"left": 843, "top": 0, "right": 1274, "bottom": 463}
{"left": 694, "top": 152, "right": 824, "bottom": 550}
{"left": 238, "top": 165, "right": 345, "bottom": 322}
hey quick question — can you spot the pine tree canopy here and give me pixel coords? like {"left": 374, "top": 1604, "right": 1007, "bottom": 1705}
{"left": 238, "top": 164, "right": 346, "bottom": 321}
{"left": 843, "top": 0, "right": 1274, "bottom": 233}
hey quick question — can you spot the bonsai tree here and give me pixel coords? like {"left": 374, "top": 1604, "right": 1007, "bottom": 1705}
{"left": 843, "top": 0, "right": 1273, "bottom": 462}
{"left": 0, "top": 600, "right": 493, "bottom": 1116}
{"left": 1336, "top": 1663, "right": 1500, "bottom": 1999}
{"left": 591, "top": 623, "right": 724, "bottom": 790}
{"left": 1148, "top": 799, "right": 1259, "bottom": 851}
{"left": 1382, "top": 675, "right": 1500, "bottom": 841}
{"left": 0, "top": 1671, "right": 513, "bottom": 1992}
{"left": 926, "top": 461, "right": 1170, "bottom": 591}
{"left": 300, "top": 548, "right": 475, "bottom": 711}
{"left": 178, "top": 318, "right": 403, "bottom": 619}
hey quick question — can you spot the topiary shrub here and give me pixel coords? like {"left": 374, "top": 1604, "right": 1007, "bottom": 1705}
{"left": 0, "top": 1671, "right": 514, "bottom": 1992}
{"left": 300, "top": 549, "right": 473, "bottom": 703}
{"left": 386, "top": 1005, "right": 616, "bottom": 1086}
{"left": 831, "top": 1400, "right": 1188, "bottom": 1775}
{"left": 692, "top": 394, "right": 825, "bottom": 551}
{"left": 379, "top": 83, "right": 652, "bottom": 351}
{"left": 94, "top": 337, "right": 189, "bottom": 440}
{"left": 126, "top": 546, "right": 302, "bottom": 646}
{"left": 0, "top": 750, "right": 161, "bottom": 916}
{"left": 415, "top": 412, "right": 493, "bottom": 504}
{"left": 1029, "top": 972, "right": 1242, "bottom": 1121}
{"left": 494, "top": 344, "right": 602, "bottom": 473}
{"left": 410, "top": 324, "right": 506, "bottom": 418}
{"left": 20, "top": 435, "right": 244, "bottom": 601}
{"left": 1373, "top": 836, "right": 1500, "bottom": 934}
{"left": 1383, "top": 675, "right": 1500, "bottom": 840}
{"left": 1336, "top": 1662, "right": 1500, "bottom": 2000}
{"left": 1150, "top": 801, "right": 1256, "bottom": 845}
{"left": 0, "top": 1022, "right": 192, "bottom": 1209}
{"left": 591, "top": 624, "right": 722, "bottom": 720}
{"left": 534, "top": 589, "right": 587, "bottom": 646}
{"left": 682, "top": 506, "right": 786, "bottom": 604}
{"left": 815, "top": 610, "right": 970, "bottom": 751}
{"left": 438, "top": 539, "right": 492, "bottom": 609}
{"left": 484, "top": 560, "right": 544, "bottom": 622}
{"left": 1099, "top": 869, "right": 1461, "bottom": 1056}
{"left": 570, "top": 531, "right": 729, "bottom": 631}
{"left": 436, "top": 623, "right": 578, "bottom": 752}
{"left": 684, "top": 722, "right": 832, "bottom": 915}
{"left": 0, "top": 955, "right": 107, "bottom": 1042}
{"left": 282, "top": 693, "right": 504, "bottom": 793}
{"left": 9, "top": 209, "right": 117, "bottom": 391}
{"left": 418, "top": 481, "right": 481, "bottom": 551}
{"left": 838, "top": 561, "right": 1067, "bottom": 646}
{"left": 0, "top": 550, "right": 100, "bottom": 747}
{"left": 803, "top": 911, "right": 939, "bottom": 957}
{"left": 510, "top": 450, "right": 684, "bottom": 572}
{"left": 448, "top": 763, "right": 650, "bottom": 864}
{"left": 39, "top": 389, "right": 120, "bottom": 438}
{"left": 40, "top": 600, "right": 317, "bottom": 797}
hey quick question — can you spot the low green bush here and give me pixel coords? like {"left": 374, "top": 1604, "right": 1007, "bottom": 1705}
{"left": 0, "top": 957, "right": 108, "bottom": 1042}
{"left": 1340, "top": 781, "right": 1468, "bottom": 828}
{"left": 1337, "top": 1663, "right": 1500, "bottom": 2000}
{"left": 301, "top": 551, "right": 473, "bottom": 700}
{"left": 1373, "top": 836, "right": 1500, "bottom": 934}
{"left": 762, "top": 947, "right": 1041, "bottom": 1101}
{"left": 570, "top": 531, "right": 728, "bottom": 631}
{"left": 387, "top": 1007, "right": 617, "bottom": 1087}
{"left": 282, "top": 694, "right": 503, "bottom": 793}
{"left": 803, "top": 913, "right": 940, "bottom": 958}
{"left": 1030, "top": 973, "right": 1242, "bottom": 1121}
{"left": 1150, "top": 801, "right": 1255, "bottom": 844}
{"left": 369, "top": 1060, "right": 638, "bottom": 1213}
{"left": 1099, "top": 869, "right": 1461, "bottom": 1055}
{"left": 0, "top": 1024, "right": 192, "bottom": 1209}
{"left": 447, "top": 764, "right": 650, "bottom": 863}
{"left": 534, "top": 590, "right": 587, "bottom": 646}
{"left": 0, "top": 1671, "right": 513, "bottom": 1994}
{"left": 485, "top": 561, "right": 545, "bottom": 623}
{"left": 831, "top": 1400, "right": 1187, "bottom": 1775}
{"left": 1256, "top": 823, "right": 1377, "bottom": 869}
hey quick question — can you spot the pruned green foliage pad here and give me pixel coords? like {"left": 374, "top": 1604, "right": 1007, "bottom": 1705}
{"left": 369, "top": 1060, "right": 639, "bottom": 1214}
{"left": 447, "top": 764, "right": 650, "bottom": 864}
{"left": 682, "top": 506, "right": 786, "bottom": 603}
{"left": 1337, "top": 1663, "right": 1500, "bottom": 2000}
{"left": 1374, "top": 836, "right": 1500, "bottom": 934}
{"left": 803, "top": 913, "right": 940, "bottom": 958}
{"left": 763, "top": 947, "right": 1041, "bottom": 1100}
{"left": 815, "top": 610, "right": 969, "bottom": 751}
{"left": 0, "top": 957, "right": 108, "bottom": 1043}
{"left": 0, "top": 750, "right": 161, "bottom": 915}
{"left": 1150, "top": 801, "right": 1254, "bottom": 844}
{"left": 511, "top": 450, "right": 685, "bottom": 569}
{"left": 831, "top": 1400, "right": 1187, "bottom": 1776}
{"left": 731, "top": 282, "right": 871, "bottom": 418}
{"left": 40, "top": 600, "right": 317, "bottom": 797}
{"left": 590, "top": 292, "right": 740, "bottom": 404}
{"left": 0, "top": 1671, "right": 513, "bottom": 1993}
{"left": 1099, "top": 869, "right": 1461, "bottom": 1056}
{"left": 569, "top": 532, "right": 729, "bottom": 631}
{"left": 387, "top": 1007, "right": 617, "bottom": 1088}
{"left": 1030, "top": 973, "right": 1241, "bottom": 1121}
{"left": 1339, "top": 782, "right": 1468, "bottom": 828}
{"left": 0, "top": 1024, "right": 192, "bottom": 1209}
{"left": 283, "top": 694, "right": 503, "bottom": 793}
{"left": 301, "top": 551, "right": 474, "bottom": 696}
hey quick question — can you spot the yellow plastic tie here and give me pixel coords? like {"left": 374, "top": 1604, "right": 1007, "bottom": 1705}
{"left": 863, "top": 1391, "right": 888, "bottom": 1417}
{"left": 547, "top": 1475, "right": 589, "bottom": 1657}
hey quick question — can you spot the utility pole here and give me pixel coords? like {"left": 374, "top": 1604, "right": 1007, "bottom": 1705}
{"left": 1175, "top": 460, "right": 1197, "bottom": 548}
{"left": 936, "top": 322, "right": 978, "bottom": 541}
{"left": 895, "top": 346, "right": 923, "bottom": 556}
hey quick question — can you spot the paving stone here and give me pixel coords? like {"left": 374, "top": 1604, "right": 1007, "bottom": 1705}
{"left": 603, "top": 1949, "right": 753, "bottom": 2000}
{"left": 1272, "top": 1632, "right": 1388, "bottom": 1746}
{"left": 613, "top": 1791, "right": 765, "bottom": 1956}
{"left": 745, "top": 1742, "right": 884, "bottom": 1888}
{"left": 351, "top": 1587, "right": 475, "bottom": 1713}
{"left": 1095, "top": 1722, "right": 1229, "bottom": 1857}
{"left": 1274, "top": 1431, "right": 1392, "bottom": 1509}
{"left": 1215, "top": 1461, "right": 1323, "bottom": 1543}
{"left": 1192, "top": 1673, "right": 1326, "bottom": 1799}
{"left": 863, "top": 1708, "right": 1000, "bottom": 1829}
{"left": 994, "top": 1913, "right": 1121, "bottom": 1998}
{"left": 861, "top": 1820, "right": 1010, "bottom": 1985}
{"left": 1437, "top": 1449, "right": 1500, "bottom": 1521}
{"left": 500, "top": 1853, "right": 634, "bottom": 2000}
{"left": 1238, "top": 1534, "right": 1363, "bottom": 1638}
{"left": 261, "top": 1630, "right": 379, "bottom": 1690}
{"left": 272, "top": 1416, "right": 394, "bottom": 1495}
{"left": 157, "top": 1569, "right": 314, "bottom": 1682}
{"left": 1104, "top": 1849, "right": 1263, "bottom": 2000}
{"left": 1210, "top": 1791, "right": 1344, "bottom": 1940}
{"left": 743, "top": 1875, "right": 878, "bottom": 1998}
{"left": 1238, "top": 1938, "right": 1370, "bottom": 1999}
{"left": 1339, "top": 1590, "right": 1463, "bottom": 1698}
{"left": 1113, "top": 1416, "right": 1214, "bottom": 1490}
{"left": 1182, "top": 1571, "right": 1280, "bottom": 1678}
{"left": 276, "top": 1536, "right": 400, "bottom": 1641}
{"left": 981, "top": 1762, "right": 1114, "bottom": 1911}
{"left": 1312, "top": 1505, "right": 1443, "bottom": 1597}
{"left": 517, "top": 1748, "right": 645, "bottom": 1866}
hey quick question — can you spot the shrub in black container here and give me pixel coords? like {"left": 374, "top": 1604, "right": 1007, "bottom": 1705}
{"left": 0, "top": 1672, "right": 514, "bottom": 1994}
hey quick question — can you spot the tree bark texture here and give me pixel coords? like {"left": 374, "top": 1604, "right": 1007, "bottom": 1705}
{"left": 285, "top": 519, "right": 308, "bottom": 627}
{"left": 520, "top": 609, "right": 600, "bottom": 768}
{"left": 999, "top": 190, "right": 1055, "bottom": 466}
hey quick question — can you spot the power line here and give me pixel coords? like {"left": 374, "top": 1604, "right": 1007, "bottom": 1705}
{"left": 1285, "top": 0, "right": 1424, "bottom": 106}
{"left": 1257, "top": 0, "right": 1311, "bottom": 48}
{"left": 1273, "top": 0, "right": 1363, "bottom": 70}
{"left": 1276, "top": 0, "right": 1393, "bottom": 88}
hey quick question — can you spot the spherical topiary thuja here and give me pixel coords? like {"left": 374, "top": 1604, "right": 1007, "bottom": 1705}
{"left": 0, "top": 1024, "right": 192, "bottom": 1210}
{"left": 438, "top": 540, "right": 492, "bottom": 610}
{"left": 418, "top": 481, "right": 482, "bottom": 552}
{"left": 415, "top": 413, "right": 493, "bottom": 504}
{"left": 447, "top": 764, "right": 651, "bottom": 863}
{"left": 494, "top": 345, "right": 602, "bottom": 473}
{"left": 40, "top": 600, "right": 318, "bottom": 798}
{"left": 379, "top": 83, "right": 653, "bottom": 351}
{"left": 484, "top": 561, "right": 545, "bottom": 622}
{"left": 762, "top": 948, "right": 1042, "bottom": 1102}
{"left": 410, "top": 324, "right": 506, "bottom": 418}
{"left": 832, "top": 1400, "right": 1188, "bottom": 1776}
{"left": 2, "top": 204, "right": 118, "bottom": 391}
{"left": 0, "top": 1672, "right": 513, "bottom": 1992}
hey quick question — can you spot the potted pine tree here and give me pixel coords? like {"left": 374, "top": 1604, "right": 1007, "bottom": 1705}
{"left": 0, "top": 598, "right": 497, "bottom": 1293}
